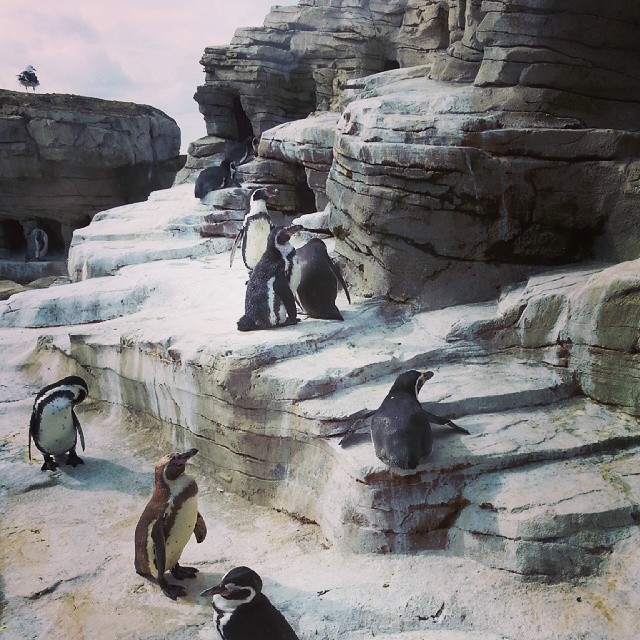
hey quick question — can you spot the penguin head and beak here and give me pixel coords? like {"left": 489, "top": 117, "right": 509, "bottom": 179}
{"left": 201, "top": 566, "right": 262, "bottom": 609}
{"left": 250, "top": 186, "right": 278, "bottom": 203}
{"left": 156, "top": 448, "right": 198, "bottom": 482}
{"left": 389, "top": 370, "right": 434, "bottom": 399}
{"left": 55, "top": 375, "right": 89, "bottom": 404}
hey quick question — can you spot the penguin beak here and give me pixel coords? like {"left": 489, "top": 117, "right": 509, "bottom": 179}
{"left": 286, "top": 224, "right": 303, "bottom": 234}
{"left": 416, "top": 371, "right": 434, "bottom": 394}
{"left": 172, "top": 448, "right": 198, "bottom": 465}
{"left": 201, "top": 583, "right": 235, "bottom": 598}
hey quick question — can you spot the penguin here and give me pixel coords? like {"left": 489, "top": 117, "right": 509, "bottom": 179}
{"left": 134, "top": 448, "right": 207, "bottom": 600}
{"left": 201, "top": 566, "right": 299, "bottom": 640}
{"left": 195, "top": 160, "right": 237, "bottom": 199}
{"left": 229, "top": 135, "right": 259, "bottom": 166}
{"left": 294, "top": 238, "right": 350, "bottom": 320}
{"left": 339, "top": 370, "right": 470, "bottom": 470}
{"left": 230, "top": 187, "right": 277, "bottom": 272}
{"left": 25, "top": 228, "right": 48, "bottom": 262}
{"left": 29, "top": 376, "right": 89, "bottom": 472}
{"left": 17, "top": 65, "right": 39, "bottom": 91}
{"left": 237, "top": 226, "right": 298, "bottom": 332}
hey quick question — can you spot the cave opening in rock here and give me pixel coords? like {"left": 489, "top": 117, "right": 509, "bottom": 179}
{"left": 383, "top": 58, "right": 400, "bottom": 71}
{"left": 0, "top": 219, "right": 27, "bottom": 254}
{"left": 232, "top": 95, "right": 254, "bottom": 142}
{"left": 296, "top": 176, "right": 317, "bottom": 215}
{"left": 37, "top": 219, "right": 65, "bottom": 255}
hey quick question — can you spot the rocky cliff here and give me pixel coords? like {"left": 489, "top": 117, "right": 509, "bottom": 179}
{"left": 0, "top": 91, "right": 181, "bottom": 282}
{"left": 189, "top": 0, "right": 640, "bottom": 305}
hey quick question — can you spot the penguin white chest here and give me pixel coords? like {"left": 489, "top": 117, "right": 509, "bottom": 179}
{"left": 244, "top": 219, "right": 271, "bottom": 268}
{"left": 37, "top": 399, "right": 76, "bottom": 455}
{"left": 164, "top": 478, "right": 198, "bottom": 570}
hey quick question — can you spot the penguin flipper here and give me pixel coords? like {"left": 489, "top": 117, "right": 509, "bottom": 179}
{"left": 28, "top": 411, "right": 34, "bottom": 460}
{"left": 274, "top": 275, "right": 298, "bottom": 323}
{"left": 151, "top": 516, "right": 166, "bottom": 578}
{"left": 338, "top": 418, "right": 369, "bottom": 447}
{"left": 330, "top": 258, "right": 351, "bottom": 304}
{"left": 72, "top": 410, "right": 86, "bottom": 451}
{"left": 229, "top": 228, "right": 244, "bottom": 267}
{"left": 424, "top": 410, "right": 470, "bottom": 435}
{"left": 194, "top": 512, "right": 207, "bottom": 543}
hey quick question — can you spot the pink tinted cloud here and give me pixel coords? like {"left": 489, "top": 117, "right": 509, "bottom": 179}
{"left": 0, "top": 1, "right": 299, "bottom": 152}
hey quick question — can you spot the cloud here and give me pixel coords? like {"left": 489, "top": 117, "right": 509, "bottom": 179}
{"left": 0, "top": 0, "right": 300, "bottom": 152}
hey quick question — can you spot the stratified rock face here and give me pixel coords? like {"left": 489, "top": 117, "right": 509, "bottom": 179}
{"left": 0, "top": 90, "right": 181, "bottom": 266}
{"left": 191, "top": 0, "right": 640, "bottom": 307}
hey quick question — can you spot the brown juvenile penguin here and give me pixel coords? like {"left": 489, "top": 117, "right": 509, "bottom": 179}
{"left": 134, "top": 448, "right": 207, "bottom": 599}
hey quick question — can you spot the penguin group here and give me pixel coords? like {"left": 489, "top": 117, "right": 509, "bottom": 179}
{"left": 20, "top": 116, "right": 475, "bottom": 640}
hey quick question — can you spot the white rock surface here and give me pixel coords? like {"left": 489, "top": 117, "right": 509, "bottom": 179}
{"left": 1, "top": 184, "right": 639, "bottom": 638}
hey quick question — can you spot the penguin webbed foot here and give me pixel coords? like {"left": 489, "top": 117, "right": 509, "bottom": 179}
{"left": 41, "top": 456, "right": 58, "bottom": 472}
{"left": 171, "top": 564, "right": 199, "bottom": 580}
{"left": 66, "top": 450, "right": 84, "bottom": 466}
{"left": 159, "top": 578, "right": 186, "bottom": 600}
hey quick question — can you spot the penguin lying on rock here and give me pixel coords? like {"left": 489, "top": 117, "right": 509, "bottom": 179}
{"left": 237, "top": 226, "right": 300, "bottom": 331}
{"left": 339, "top": 370, "right": 470, "bottom": 470}
{"left": 134, "top": 448, "right": 207, "bottom": 600}
{"left": 195, "top": 160, "right": 237, "bottom": 199}
{"left": 202, "top": 566, "right": 300, "bottom": 640}
{"left": 29, "top": 376, "right": 89, "bottom": 471}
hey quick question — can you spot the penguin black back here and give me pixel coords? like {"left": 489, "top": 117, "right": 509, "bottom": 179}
{"left": 195, "top": 160, "right": 235, "bottom": 198}
{"left": 202, "top": 566, "right": 299, "bottom": 640}
{"left": 371, "top": 370, "right": 434, "bottom": 470}
{"left": 295, "top": 238, "right": 350, "bottom": 320}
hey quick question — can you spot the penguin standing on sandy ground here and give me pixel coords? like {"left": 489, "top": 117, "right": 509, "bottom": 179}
{"left": 29, "top": 376, "right": 89, "bottom": 472}
{"left": 230, "top": 187, "right": 277, "bottom": 272}
{"left": 195, "top": 160, "right": 237, "bottom": 199}
{"left": 134, "top": 448, "right": 207, "bottom": 600}
{"left": 201, "top": 566, "right": 300, "bottom": 640}
{"left": 17, "top": 65, "right": 39, "bottom": 90}
{"left": 294, "top": 238, "right": 350, "bottom": 320}
{"left": 25, "top": 227, "right": 48, "bottom": 262}
{"left": 339, "top": 370, "right": 470, "bottom": 470}
{"left": 237, "top": 226, "right": 299, "bottom": 332}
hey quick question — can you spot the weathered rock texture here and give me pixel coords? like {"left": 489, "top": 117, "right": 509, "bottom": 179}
{"left": 0, "top": 90, "right": 181, "bottom": 274}
{"left": 188, "top": 0, "right": 640, "bottom": 306}
{"left": 4, "top": 185, "right": 639, "bottom": 586}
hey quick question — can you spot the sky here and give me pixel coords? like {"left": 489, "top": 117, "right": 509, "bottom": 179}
{"left": 0, "top": 1, "right": 299, "bottom": 153}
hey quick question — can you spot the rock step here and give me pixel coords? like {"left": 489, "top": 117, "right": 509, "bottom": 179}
{"left": 449, "top": 447, "right": 640, "bottom": 577}
{"left": 250, "top": 303, "right": 499, "bottom": 407}
{"left": 295, "top": 357, "right": 577, "bottom": 436}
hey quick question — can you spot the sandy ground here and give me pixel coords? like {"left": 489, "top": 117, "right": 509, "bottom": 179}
{"left": 1, "top": 328, "right": 639, "bottom": 640}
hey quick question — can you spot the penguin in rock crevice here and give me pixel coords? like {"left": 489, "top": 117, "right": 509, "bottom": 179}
{"left": 237, "top": 226, "right": 299, "bottom": 331}
{"left": 29, "top": 376, "right": 89, "bottom": 472}
{"left": 230, "top": 186, "right": 277, "bottom": 272}
{"left": 134, "top": 448, "right": 207, "bottom": 600}
{"left": 25, "top": 227, "right": 48, "bottom": 262}
{"left": 201, "top": 566, "right": 300, "bottom": 640}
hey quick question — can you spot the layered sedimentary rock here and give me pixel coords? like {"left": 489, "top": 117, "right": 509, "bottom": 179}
{"left": 190, "top": 0, "right": 640, "bottom": 307}
{"left": 0, "top": 90, "right": 181, "bottom": 270}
